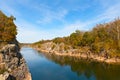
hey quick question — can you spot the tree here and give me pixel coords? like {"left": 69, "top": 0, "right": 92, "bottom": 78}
{"left": 69, "top": 30, "right": 83, "bottom": 47}
{"left": 0, "top": 11, "right": 17, "bottom": 42}
{"left": 80, "top": 32, "right": 94, "bottom": 46}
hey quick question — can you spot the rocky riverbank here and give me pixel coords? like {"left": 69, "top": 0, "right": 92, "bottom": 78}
{"left": 0, "top": 44, "right": 31, "bottom": 80}
{"left": 33, "top": 42, "right": 120, "bottom": 64}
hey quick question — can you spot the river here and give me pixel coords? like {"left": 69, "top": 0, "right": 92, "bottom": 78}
{"left": 20, "top": 47, "right": 120, "bottom": 80}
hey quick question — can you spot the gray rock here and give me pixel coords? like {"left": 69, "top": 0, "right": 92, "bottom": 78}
{"left": 0, "top": 44, "right": 32, "bottom": 80}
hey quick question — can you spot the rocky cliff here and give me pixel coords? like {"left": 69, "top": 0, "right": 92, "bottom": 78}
{"left": 34, "top": 42, "right": 120, "bottom": 64}
{"left": 0, "top": 44, "right": 31, "bottom": 80}
{"left": 0, "top": 11, "right": 32, "bottom": 80}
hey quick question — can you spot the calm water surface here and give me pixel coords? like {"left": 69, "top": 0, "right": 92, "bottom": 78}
{"left": 20, "top": 47, "right": 120, "bottom": 80}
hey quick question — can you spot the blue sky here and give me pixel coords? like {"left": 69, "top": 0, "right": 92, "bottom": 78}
{"left": 0, "top": 0, "right": 120, "bottom": 43}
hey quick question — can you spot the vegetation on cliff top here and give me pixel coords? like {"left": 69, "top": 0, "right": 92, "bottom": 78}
{"left": 0, "top": 11, "right": 17, "bottom": 43}
{"left": 34, "top": 18, "right": 120, "bottom": 57}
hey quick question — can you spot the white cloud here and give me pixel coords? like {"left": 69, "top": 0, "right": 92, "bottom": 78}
{"left": 16, "top": 18, "right": 86, "bottom": 43}
{"left": 1, "top": 0, "right": 120, "bottom": 43}
{"left": 55, "top": 2, "right": 120, "bottom": 36}
{"left": 15, "top": 19, "right": 51, "bottom": 43}
{"left": 101, "top": 3, "right": 120, "bottom": 19}
{"left": 35, "top": 4, "right": 68, "bottom": 24}
{"left": 17, "top": 30, "right": 50, "bottom": 43}
{"left": 12, "top": 2, "right": 120, "bottom": 43}
{"left": 0, "top": 2, "right": 20, "bottom": 17}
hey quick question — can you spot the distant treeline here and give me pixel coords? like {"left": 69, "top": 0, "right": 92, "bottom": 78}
{"left": 34, "top": 18, "right": 120, "bottom": 56}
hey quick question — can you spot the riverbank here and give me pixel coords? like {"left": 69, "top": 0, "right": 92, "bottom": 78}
{"left": 0, "top": 44, "right": 32, "bottom": 80}
{"left": 34, "top": 47, "right": 120, "bottom": 64}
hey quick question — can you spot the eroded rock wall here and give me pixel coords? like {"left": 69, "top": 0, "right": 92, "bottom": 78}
{"left": 0, "top": 44, "right": 31, "bottom": 80}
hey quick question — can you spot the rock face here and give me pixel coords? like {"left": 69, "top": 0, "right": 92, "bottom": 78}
{"left": 0, "top": 44, "right": 31, "bottom": 80}
{"left": 34, "top": 42, "right": 120, "bottom": 64}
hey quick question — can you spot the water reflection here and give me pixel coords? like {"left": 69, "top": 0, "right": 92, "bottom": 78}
{"left": 21, "top": 47, "right": 120, "bottom": 80}
{"left": 41, "top": 52, "right": 120, "bottom": 80}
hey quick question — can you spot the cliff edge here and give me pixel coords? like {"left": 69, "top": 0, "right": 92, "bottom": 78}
{"left": 0, "top": 43, "right": 31, "bottom": 80}
{"left": 0, "top": 10, "right": 31, "bottom": 80}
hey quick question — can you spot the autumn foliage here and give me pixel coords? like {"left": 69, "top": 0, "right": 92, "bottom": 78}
{"left": 0, "top": 11, "right": 17, "bottom": 42}
{"left": 35, "top": 18, "right": 120, "bottom": 56}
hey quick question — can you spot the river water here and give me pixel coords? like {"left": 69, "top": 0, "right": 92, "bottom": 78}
{"left": 20, "top": 47, "right": 120, "bottom": 80}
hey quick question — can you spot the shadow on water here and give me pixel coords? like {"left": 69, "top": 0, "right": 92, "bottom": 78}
{"left": 40, "top": 52, "right": 120, "bottom": 80}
